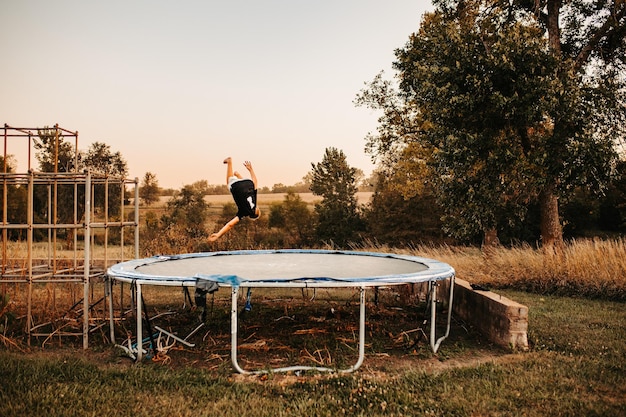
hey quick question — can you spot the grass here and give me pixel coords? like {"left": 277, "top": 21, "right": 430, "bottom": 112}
{"left": 0, "top": 290, "right": 624, "bottom": 416}
{"left": 380, "top": 239, "right": 626, "bottom": 301}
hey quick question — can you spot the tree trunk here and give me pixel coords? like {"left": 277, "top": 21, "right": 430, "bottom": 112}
{"left": 546, "top": 0, "right": 562, "bottom": 55}
{"left": 482, "top": 227, "right": 500, "bottom": 257}
{"left": 541, "top": 1, "right": 564, "bottom": 254}
{"left": 539, "top": 182, "right": 564, "bottom": 253}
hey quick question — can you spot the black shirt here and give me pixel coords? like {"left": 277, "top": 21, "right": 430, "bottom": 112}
{"left": 230, "top": 179, "right": 258, "bottom": 219}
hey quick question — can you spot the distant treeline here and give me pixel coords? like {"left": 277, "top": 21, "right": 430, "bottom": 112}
{"left": 160, "top": 181, "right": 373, "bottom": 197}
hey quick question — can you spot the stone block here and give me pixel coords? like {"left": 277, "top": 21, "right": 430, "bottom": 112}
{"left": 449, "top": 277, "right": 529, "bottom": 351}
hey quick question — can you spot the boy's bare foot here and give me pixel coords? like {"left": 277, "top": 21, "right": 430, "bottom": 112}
{"left": 223, "top": 157, "right": 231, "bottom": 164}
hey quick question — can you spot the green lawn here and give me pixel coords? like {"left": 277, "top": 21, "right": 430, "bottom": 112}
{"left": 0, "top": 290, "right": 624, "bottom": 417}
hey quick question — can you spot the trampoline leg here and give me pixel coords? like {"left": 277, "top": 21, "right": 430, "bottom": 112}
{"left": 429, "top": 281, "right": 437, "bottom": 352}
{"left": 231, "top": 286, "right": 249, "bottom": 374}
{"left": 107, "top": 278, "right": 115, "bottom": 343}
{"left": 340, "top": 286, "right": 366, "bottom": 373}
{"left": 429, "top": 275, "right": 456, "bottom": 353}
{"left": 229, "top": 286, "right": 366, "bottom": 375}
{"left": 136, "top": 283, "right": 143, "bottom": 361}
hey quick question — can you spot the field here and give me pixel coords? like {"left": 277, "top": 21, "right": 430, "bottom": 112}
{"left": 148, "top": 192, "right": 372, "bottom": 208}
{"left": 140, "top": 192, "right": 373, "bottom": 232}
{"left": 1, "top": 239, "right": 625, "bottom": 416}
{"left": 203, "top": 192, "right": 373, "bottom": 206}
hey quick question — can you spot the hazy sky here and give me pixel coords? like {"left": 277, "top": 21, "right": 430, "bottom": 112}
{"left": 1, "top": 1, "right": 433, "bottom": 189}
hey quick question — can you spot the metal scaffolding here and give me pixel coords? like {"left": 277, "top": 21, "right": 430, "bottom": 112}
{"left": 1, "top": 124, "right": 139, "bottom": 348}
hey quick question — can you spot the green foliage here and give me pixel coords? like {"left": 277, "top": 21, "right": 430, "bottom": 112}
{"left": 0, "top": 156, "right": 28, "bottom": 240}
{"left": 394, "top": 10, "right": 557, "bottom": 241}
{"left": 80, "top": 141, "right": 127, "bottom": 177}
{"left": 0, "top": 154, "right": 16, "bottom": 173}
{"left": 33, "top": 127, "right": 77, "bottom": 173}
{"left": 208, "top": 202, "right": 273, "bottom": 251}
{"left": 270, "top": 182, "right": 311, "bottom": 193}
{"left": 82, "top": 142, "right": 128, "bottom": 219}
{"left": 598, "top": 161, "right": 626, "bottom": 233}
{"left": 310, "top": 148, "right": 364, "bottom": 247}
{"left": 0, "top": 293, "right": 15, "bottom": 335}
{"left": 268, "top": 192, "right": 316, "bottom": 247}
{"left": 141, "top": 211, "right": 161, "bottom": 243}
{"left": 141, "top": 183, "right": 211, "bottom": 254}
{"left": 29, "top": 131, "right": 129, "bottom": 246}
{"left": 354, "top": 72, "right": 423, "bottom": 169}
{"left": 32, "top": 128, "right": 81, "bottom": 243}
{"left": 560, "top": 161, "right": 626, "bottom": 238}
{"left": 162, "top": 184, "right": 209, "bottom": 239}
{"left": 139, "top": 172, "right": 160, "bottom": 206}
{"left": 204, "top": 184, "right": 229, "bottom": 195}
{"left": 358, "top": 1, "right": 623, "bottom": 246}
{"left": 364, "top": 158, "right": 447, "bottom": 245}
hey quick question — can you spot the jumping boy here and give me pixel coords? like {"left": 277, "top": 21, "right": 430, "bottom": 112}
{"left": 208, "top": 157, "right": 260, "bottom": 242}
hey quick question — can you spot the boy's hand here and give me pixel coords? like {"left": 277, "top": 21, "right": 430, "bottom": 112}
{"left": 244, "top": 161, "right": 253, "bottom": 172}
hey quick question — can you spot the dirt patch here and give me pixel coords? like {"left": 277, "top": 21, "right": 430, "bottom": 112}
{"left": 2, "top": 288, "right": 513, "bottom": 382}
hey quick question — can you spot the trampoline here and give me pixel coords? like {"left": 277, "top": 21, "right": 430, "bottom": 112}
{"left": 106, "top": 249, "right": 456, "bottom": 374}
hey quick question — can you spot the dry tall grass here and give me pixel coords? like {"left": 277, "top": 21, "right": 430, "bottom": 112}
{"left": 4, "top": 237, "right": 626, "bottom": 314}
{"left": 399, "top": 238, "right": 626, "bottom": 300}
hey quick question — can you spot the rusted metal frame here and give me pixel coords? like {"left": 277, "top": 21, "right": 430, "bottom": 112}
{"left": 27, "top": 171, "right": 34, "bottom": 343}
{"left": 83, "top": 171, "right": 92, "bottom": 349}
{"left": 2, "top": 272, "right": 86, "bottom": 282}
{"left": 0, "top": 264, "right": 47, "bottom": 275}
{"left": 133, "top": 177, "right": 139, "bottom": 259}
{"left": 2, "top": 125, "right": 138, "bottom": 349}
{"left": 2, "top": 126, "right": 7, "bottom": 276}
{"left": 110, "top": 177, "right": 140, "bottom": 332}
{"left": 119, "top": 180, "right": 125, "bottom": 266}
{"left": 73, "top": 171, "right": 79, "bottom": 287}
{"left": 2, "top": 124, "right": 77, "bottom": 136}
{"left": 52, "top": 125, "right": 59, "bottom": 276}
{"left": 103, "top": 176, "right": 109, "bottom": 277}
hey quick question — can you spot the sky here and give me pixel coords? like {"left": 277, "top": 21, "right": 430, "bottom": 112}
{"left": 1, "top": 1, "right": 433, "bottom": 190}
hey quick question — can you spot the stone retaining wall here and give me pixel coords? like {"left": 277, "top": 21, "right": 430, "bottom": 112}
{"left": 446, "top": 277, "right": 529, "bottom": 351}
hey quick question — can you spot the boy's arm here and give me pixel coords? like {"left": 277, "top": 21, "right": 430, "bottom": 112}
{"left": 244, "top": 160, "right": 258, "bottom": 188}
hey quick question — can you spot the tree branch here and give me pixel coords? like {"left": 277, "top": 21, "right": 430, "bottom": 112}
{"left": 573, "top": 4, "right": 626, "bottom": 72}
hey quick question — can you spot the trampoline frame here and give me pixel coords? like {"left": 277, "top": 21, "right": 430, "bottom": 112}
{"left": 106, "top": 249, "right": 456, "bottom": 374}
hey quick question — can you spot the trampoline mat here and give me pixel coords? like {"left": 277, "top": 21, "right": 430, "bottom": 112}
{"left": 135, "top": 252, "right": 429, "bottom": 281}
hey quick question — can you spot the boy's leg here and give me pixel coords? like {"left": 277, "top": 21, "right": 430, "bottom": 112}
{"left": 224, "top": 157, "right": 233, "bottom": 185}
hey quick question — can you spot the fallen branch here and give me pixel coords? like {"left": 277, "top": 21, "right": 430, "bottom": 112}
{"left": 293, "top": 328, "right": 327, "bottom": 335}
{"left": 0, "top": 333, "right": 27, "bottom": 353}
{"left": 239, "top": 340, "right": 268, "bottom": 350}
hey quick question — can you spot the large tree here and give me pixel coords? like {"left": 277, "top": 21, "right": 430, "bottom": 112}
{"left": 161, "top": 183, "right": 209, "bottom": 240}
{"left": 0, "top": 155, "right": 28, "bottom": 239}
{"left": 81, "top": 141, "right": 128, "bottom": 218}
{"left": 268, "top": 191, "right": 316, "bottom": 247}
{"left": 310, "top": 147, "right": 363, "bottom": 247}
{"left": 426, "top": 0, "right": 626, "bottom": 249}
{"left": 80, "top": 141, "right": 127, "bottom": 176}
{"left": 33, "top": 131, "right": 129, "bottom": 245}
{"left": 139, "top": 172, "right": 160, "bottom": 206}
{"left": 396, "top": 8, "right": 560, "bottom": 246}
{"left": 359, "top": 0, "right": 624, "bottom": 249}
{"left": 526, "top": 0, "right": 625, "bottom": 250}
{"left": 33, "top": 127, "right": 77, "bottom": 173}
{"left": 32, "top": 128, "right": 79, "bottom": 242}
